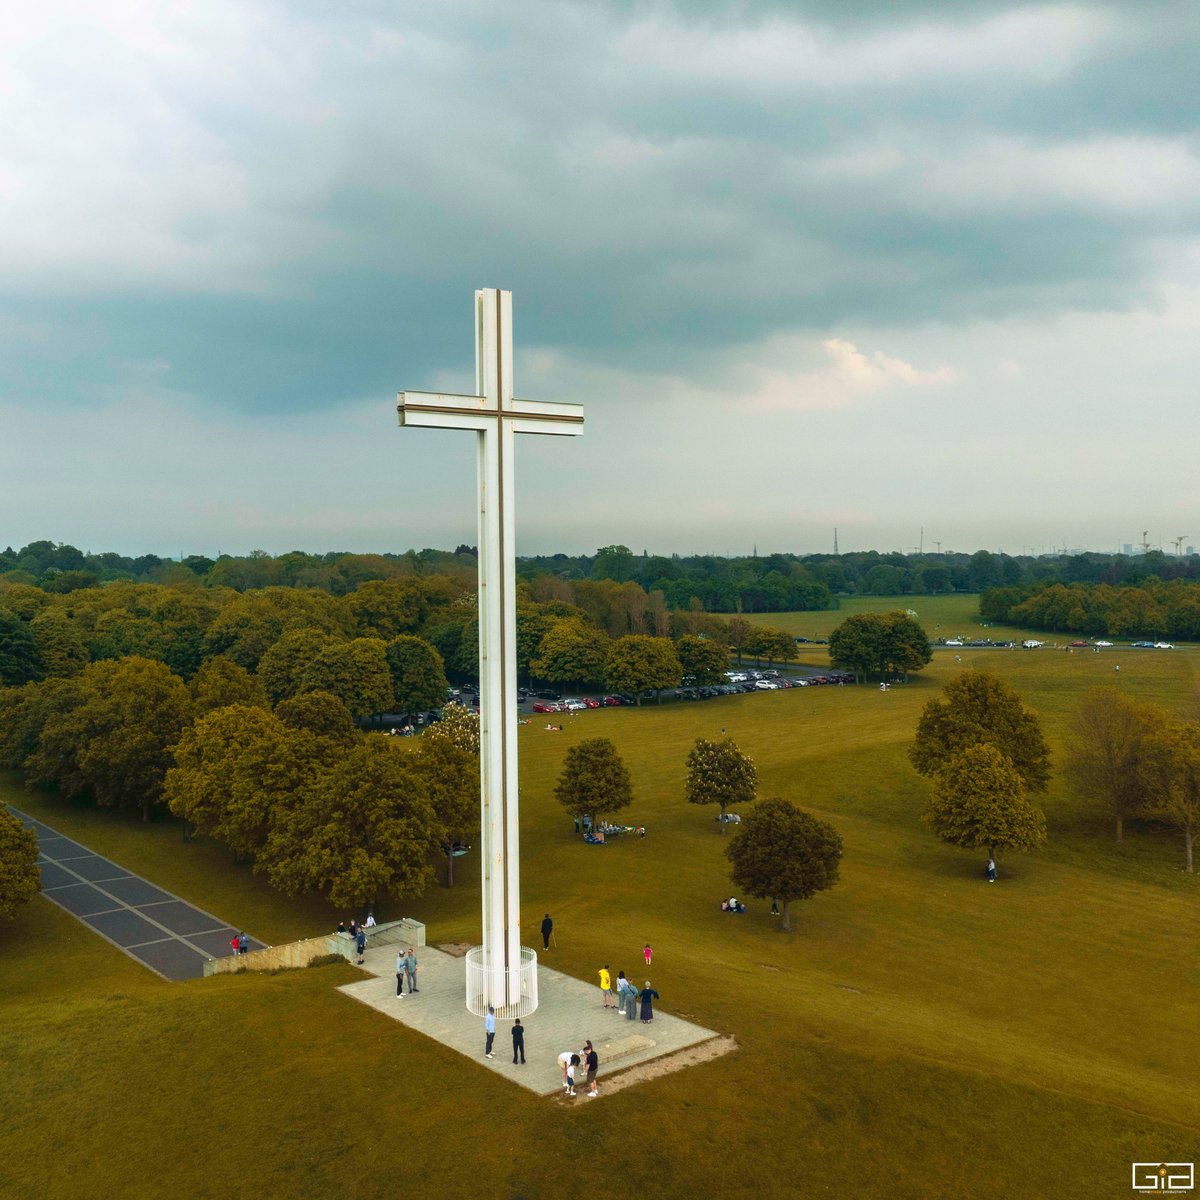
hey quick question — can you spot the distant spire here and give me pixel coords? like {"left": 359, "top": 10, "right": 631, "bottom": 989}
{"left": 834, "top": 527, "right": 839, "bottom": 555}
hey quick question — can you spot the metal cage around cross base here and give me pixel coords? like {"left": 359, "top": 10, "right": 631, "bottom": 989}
{"left": 465, "top": 945, "right": 539, "bottom": 1019}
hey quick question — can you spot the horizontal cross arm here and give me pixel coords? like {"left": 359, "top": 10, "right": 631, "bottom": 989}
{"left": 509, "top": 397, "right": 585, "bottom": 436}
{"left": 397, "top": 391, "right": 491, "bottom": 431}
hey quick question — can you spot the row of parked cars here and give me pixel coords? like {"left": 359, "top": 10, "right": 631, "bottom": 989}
{"left": 449, "top": 670, "right": 858, "bottom": 718}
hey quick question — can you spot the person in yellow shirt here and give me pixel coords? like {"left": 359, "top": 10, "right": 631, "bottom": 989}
{"left": 599, "top": 964, "right": 614, "bottom": 1008}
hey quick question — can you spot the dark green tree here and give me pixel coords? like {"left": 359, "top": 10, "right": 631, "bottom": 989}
{"left": 25, "top": 657, "right": 192, "bottom": 820}
{"left": 531, "top": 619, "right": 610, "bottom": 687}
{"left": 726, "top": 798, "right": 843, "bottom": 930}
{"left": 259, "top": 737, "right": 440, "bottom": 908}
{"left": 0, "top": 808, "right": 40, "bottom": 919}
{"left": 0, "top": 608, "right": 43, "bottom": 685}
{"left": 385, "top": 635, "right": 448, "bottom": 714}
{"left": 554, "top": 737, "right": 634, "bottom": 830}
{"left": 910, "top": 670, "right": 1051, "bottom": 793}
{"left": 924, "top": 743, "right": 1047, "bottom": 876}
{"left": 677, "top": 634, "right": 728, "bottom": 686}
{"left": 604, "top": 635, "right": 681, "bottom": 704}
{"left": 685, "top": 736, "right": 757, "bottom": 833}
{"left": 29, "top": 610, "right": 88, "bottom": 678}
{"left": 414, "top": 735, "right": 478, "bottom": 887}
{"left": 189, "top": 657, "right": 268, "bottom": 715}
{"left": 274, "top": 691, "right": 359, "bottom": 747}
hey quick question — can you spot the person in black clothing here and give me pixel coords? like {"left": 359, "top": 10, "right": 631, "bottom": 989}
{"left": 584, "top": 1043, "right": 599, "bottom": 1097}
{"left": 541, "top": 914, "right": 553, "bottom": 950}
{"left": 511, "top": 1018, "right": 525, "bottom": 1064}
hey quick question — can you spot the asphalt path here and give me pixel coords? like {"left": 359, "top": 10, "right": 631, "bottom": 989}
{"left": 10, "top": 805, "right": 262, "bottom": 980}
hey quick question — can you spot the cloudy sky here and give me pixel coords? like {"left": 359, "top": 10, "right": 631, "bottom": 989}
{"left": 2, "top": 1, "right": 1199, "bottom": 558}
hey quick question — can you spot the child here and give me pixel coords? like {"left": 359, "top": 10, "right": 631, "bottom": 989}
{"left": 644, "top": 943, "right": 652, "bottom": 968}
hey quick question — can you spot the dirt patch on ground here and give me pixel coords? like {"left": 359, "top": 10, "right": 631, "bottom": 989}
{"left": 435, "top": 942, "right": 473, "bottom": 958}
{"left": 558, "top": 1035, "right": 737, "bottom": 1103}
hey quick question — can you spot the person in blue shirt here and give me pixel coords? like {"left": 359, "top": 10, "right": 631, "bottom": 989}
{"left": 484, "top": 1006, "right": 496, "bottom": 1058}
{"left": 355, "top": 928, "right": 366, "bottom": 964}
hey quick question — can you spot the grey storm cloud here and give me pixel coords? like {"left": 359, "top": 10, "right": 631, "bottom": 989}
{"left": 2, "top": 0, "right": 1199, "bottom": 557}
{"left": 2, "top": 0, "right": 1197, "bottom": 414}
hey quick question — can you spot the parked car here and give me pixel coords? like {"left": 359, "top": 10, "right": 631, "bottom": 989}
{"left": 945, "top": 639, "right": 964, "bottom": 647}
{"left": 563, "top": 698, "right": 588, "bottom": 711}
{"left": 1154, "top": 642, "right": 1175, "bottom": 650}
{"left": 531, "top": 701, "right": 559, "bottom": 713}
{"left": 583, "top": 697, "right": 601, "bottom": 709}
{"left": 602, "top": 695, "right": 624, "bottom": 706}
{"left": 534, "top": 689, "right": 562, "bottom": 700}
{"left": 1131, "top": 641, "right": 1156, "bottom": 649}
{"left": 1094, "top": 640, "right": 1113, "bottom": 647}
{"left": 1070, "top": 640, "right": 1089, "bottom": 648}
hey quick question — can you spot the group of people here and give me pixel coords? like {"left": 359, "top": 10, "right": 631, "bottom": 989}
{"left": 395, "top": 947, "right": 419, "bottom": 994}
{"left": 336, "top": 913, "right": 377, "bottom": 965}
{"left": 228, "top": 931, "right": 249, "bottom": 956}
{"left": 599, "top": 953, "right": 659, "bottom": 1024}
{"left": 557, "top": 1040, "right": 601, "bottom": 1098}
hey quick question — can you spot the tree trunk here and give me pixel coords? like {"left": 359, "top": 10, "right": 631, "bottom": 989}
{"left": 780, "top": 899, "right": 792, "bottom": 931}
{"left": 1116, "top": 814, "right": 1123, "bottom": 842}
{"left": 445, "top": 850, "right": 455, "bottom": 888}
{"left": 141, "top": 798, "right": 150, "bottom": 823}
{"left": 1186, "top": 822, "right": 1194, "bottom": 875}
{"left": 718, "top": 803, "right": 726, "bottom": 834}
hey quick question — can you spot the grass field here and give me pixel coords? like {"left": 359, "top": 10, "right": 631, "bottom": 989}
{"left": 744, "top": 592, "right": 1041, "bottom": 646}
{"left": 3, "top": 640, "right": 1198, "bottom": 1200}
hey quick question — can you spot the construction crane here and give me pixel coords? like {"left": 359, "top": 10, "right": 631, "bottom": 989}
{"left": 1174, "top": 535, "right": 1188, "bottom": 556}
{"left": 1140, "top": 530, "right": 1152, "bottom": 555}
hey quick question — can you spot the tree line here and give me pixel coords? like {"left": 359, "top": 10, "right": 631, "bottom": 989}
{"left": 9, "top": 539, "right": 1200, "bottom": 620}
{"left": 981, "top": 579, "right": 1200, "bottom": 640}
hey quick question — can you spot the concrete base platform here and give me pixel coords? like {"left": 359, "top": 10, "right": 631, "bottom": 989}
{"left": 339, "top": 943, "right": 725, "bottom": 1097}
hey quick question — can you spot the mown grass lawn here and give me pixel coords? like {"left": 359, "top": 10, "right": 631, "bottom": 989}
{"left": 745, "top": 592, "right": 1056, "bottom": 647}
{"left": 2, "top": 644, "right": 1197, "bottom": 1200}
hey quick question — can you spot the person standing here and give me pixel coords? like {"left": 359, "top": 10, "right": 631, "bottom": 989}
{"left": 599, "top": 964, "right": 613, "bottom": 1008}
{"left": 584, "top": 1042, "right": 599, "bottom": 1097}
{"left": 541, "top": 914, "right": 553, "bottom": 951}
{"left": 395, "top": 950, "right": 406, "bottom": 997}
{"left": 237, "top": 932, "right": 249, "bottom": 956}
{"left": 405, "top": 947, "right": 418, "bottom": 992}
{"left": 229, "top": 933, "right": 240, "bottom": 957}
{"left": 987, "top": 857, "right": 997, "bottom": 883}
{"left": 639, "top": 981, "right": 659, "bottom": 1024}
{"left": 511, "top": 1019, "right": 525, "bottom": 1064}
{"left": 355, "top": 928, "right": 366, "bottom": 965}
{"left": 484, "top": 1006, "right": 496, "bottom": 1058}
{"left": 643, "top": 943, "right": 652, "bottom": 969}
{"left": 565, "top": 1053, "right": 580, "bottom": 1097}
{"left": 365, "top": 912, "right": 377, "bottom": 928}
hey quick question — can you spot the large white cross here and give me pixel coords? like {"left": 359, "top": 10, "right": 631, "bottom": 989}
{"left": 397, "top": 288, "right": 583, "bottom": 1015}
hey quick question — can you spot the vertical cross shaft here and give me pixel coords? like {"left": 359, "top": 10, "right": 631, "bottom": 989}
{"left": 397, "top": 289, "right": 583, "bottom": 1016}
{"left": 475, "top": 289, "right": 521, "bottom": 1003}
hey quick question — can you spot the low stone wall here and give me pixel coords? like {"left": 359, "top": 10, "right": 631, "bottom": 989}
{"left": 203, "top": 917, "right": 426, "bottom": 978}
{"left": 204, "top": 934, "right": 338, "bottom": 977}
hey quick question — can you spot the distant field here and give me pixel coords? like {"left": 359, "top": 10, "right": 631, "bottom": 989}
{"left": 743, "top": 592, "right": 1034, "bottom": 643}
{"left": 3, "top": 642, "right": 1199, "bottom": 1199}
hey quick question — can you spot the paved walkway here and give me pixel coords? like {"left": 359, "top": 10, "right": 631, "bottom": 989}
{"left": 10, "top": 805, "right": 262, "bottom": 980}
{"left": 339, "top": 942, "right": 720, "bottom": 1097}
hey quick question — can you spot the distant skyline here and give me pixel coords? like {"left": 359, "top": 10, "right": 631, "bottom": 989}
{"left": 3, "top": 2, "right": 1199, "bottom": 557}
